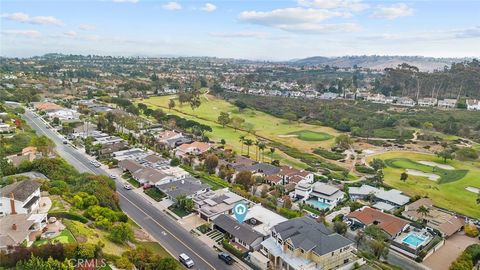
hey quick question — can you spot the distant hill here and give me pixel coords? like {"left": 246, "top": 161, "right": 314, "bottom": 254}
{"left": 292, "top": 56, "right": 471, "bottom": 72}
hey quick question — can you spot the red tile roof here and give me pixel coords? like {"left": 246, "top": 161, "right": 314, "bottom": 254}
{"left": 347, "top": 207, "right": 409, "bottom": 237}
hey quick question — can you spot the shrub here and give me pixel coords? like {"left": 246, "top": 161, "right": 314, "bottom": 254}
{"left": 313, "top": 148, "right": 345, "bottom": 160}
{"left": 222, "top": 240, "right": 244, "bottom": 259}
{"left": 464, "top": 224, "right": 479, "bottom": 237}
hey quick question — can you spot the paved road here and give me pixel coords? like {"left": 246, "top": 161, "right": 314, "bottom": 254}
{"left": 23, "top": 110, "right": 239, "bottom": 270}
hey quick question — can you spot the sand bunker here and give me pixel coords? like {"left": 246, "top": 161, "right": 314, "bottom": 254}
{"left": 277, "top": 134, "right": 298, "bottom": 138}
{"left": 418, "top": 161, "right": 454, "bottom": 170}
{"left": 465, "top": 186, "right": 480, "bottom": 194}
{"left": 406, "top": 169, "right": 440, "bottom": 181}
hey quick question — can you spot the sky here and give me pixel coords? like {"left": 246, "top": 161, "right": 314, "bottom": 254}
{"left": 1, "top": 0, "right": 479, "bottom": 60}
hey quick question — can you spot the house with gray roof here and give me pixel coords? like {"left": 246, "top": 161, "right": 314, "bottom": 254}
{"left": 213, "top": 214, "right": 264, "bottom": 251}
{"left": 0, "top": 180, "right": 41, "bottom": 216}
{"left": 156, "top": 177, "right": 209, "bottom": 201}
{"left": 237, "top": 163, "right": 280, "bottom": 177}
{"left": 259, "top": 217, "right": 360, "bottom": 270}
{"left": 0, "top": 213, "right": 48, "bottom": 249}
{"left": 193, "top": 189, "right": 247, "bottom": 221}
{"left": 295, "top": 182, "right": 344, "bottom": 210}
{"left": 348, "top": 185, "right": 410, "bottom": 210}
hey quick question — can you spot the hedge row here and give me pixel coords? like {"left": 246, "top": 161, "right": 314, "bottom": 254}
{"left": 49, "top": 211, "right": 88, "bottom": 223}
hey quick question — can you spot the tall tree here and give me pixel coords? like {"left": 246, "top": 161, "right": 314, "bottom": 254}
{"left": 217, "top": 112, "right": 231, "bottom": 127}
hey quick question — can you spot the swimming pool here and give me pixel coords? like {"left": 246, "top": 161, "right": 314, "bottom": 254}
{"left": 402, "top": 233, "right": 427, "bottom": 248}
{"left": 307, "top": 199, "right": 331, "bottom": 210}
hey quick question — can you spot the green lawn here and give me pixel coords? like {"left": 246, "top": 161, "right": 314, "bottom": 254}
{"left": 144, "top": 188, "right": 166, "bottom": 201}
{"left": 168, "top": 205, "right": 191, "bottom": 218}
{"left": 140, "top": 94, "right": 341, "bottom": 168}
{"left": 286, "top": 130, "right": 333, "bottom": 141}
{"left": 368, "top": 151, "right": 480, "bottom": 218}
{"left": 33, "top": 229, "right": 76, "bottom": 246}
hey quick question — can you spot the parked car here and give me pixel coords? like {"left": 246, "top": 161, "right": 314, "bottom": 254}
{"left": 123, "top": 184, "right": 133, "bottom": 190}
{"left": 218, "top": 252, "right": 234, "bottom": 265}
{"left": 179, "top": 253, "right": 194, "bottom": 268}
{"left": 62, "top": 140, "right": 68, "bottom": 144}
{"left": 109, "top": 174, "right": 117, "bottom": 179}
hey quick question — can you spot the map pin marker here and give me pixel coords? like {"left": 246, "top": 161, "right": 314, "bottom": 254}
{"left": 233, "top": 202, "right": 248, "bottom": 224}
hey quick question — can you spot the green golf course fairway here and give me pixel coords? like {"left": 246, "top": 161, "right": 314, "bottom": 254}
{"left": 369, "top": 151, "right": 480, "bottom": 218}
{"left": 140, "top": 94, "right": 341, "bottom": 168}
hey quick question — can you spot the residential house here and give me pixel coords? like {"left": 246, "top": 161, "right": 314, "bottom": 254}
{"left": 438, "top": 99, "right": 457, "bottom": 109}
{"left": 0, "top": 213, "right": 48, "bottom": 249}
{"left": 243, "top": 204, "right": 287, "bottom": 237}
{"left": 46, "top": 108, "right": 80, "bottom": 122}
{"left": 303, "top": 182, "right": 344, "bottom": 210}
{"left": 193, "top": 189, "right": 246, "bottom": 221}
{"left": 417, "top": 98, "right": 437, "bottom": 107}
{"left": 0, "top": 180, "right": 41, "bottom": 216}
{"left": 259, "top": 217, "right": 359, "bottom": 270}
{"left": 213, "top": 214, "right": 265, "bottom": 252}
{"left": 402, "top": 198, "right": 464, "bottom": 238}
{"left": 0, "top": 123, "right": 13, "bottom": 133}
{"left": 349, "top": 185, "right": 410, "bottom": 211}
{"left": 237, "top": 163, "right": 281, "bottom": 178}
{"left": 396, "top": 97, "right": 416, "bottom": 107}
{"left": 175, "top": 141, "right": 212, "bottom": 158}
{"left": 118, "top": 159, "right": 143, "bottom": 174}
{"left": 157, "top": 130, "right": 188, "bottom": 149}
{"left": 32, "top": 102, "right": 63, "bottom": 112}
{"left": 265, "top": 166, "right": 314, "bottom": 186}
{"left": 156, "top": 177, "right": 209, "bottom": 202}
{"left": 347, "top": 207, "right": 409, "bottom": 238}
{"left": 319, "top": 92, "right": 338, "bottom": 100}
{"left": 466, "top": 99, "right": 480, "bottom": 111}
{"left": 6, "top": 146, "right": 42, "bottom": 166}
{"left": 132, "top": 168, "right": 175, "bottom": 186}
{"left": 367, "top": 93, "right": 387, "bottom": 104}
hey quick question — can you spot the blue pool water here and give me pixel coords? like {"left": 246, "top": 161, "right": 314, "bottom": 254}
{"left": 307, "top": 199, "right": 331, "bottom": 209}
{"left": 403, "top": 234, "right": 427, "bottom": 247}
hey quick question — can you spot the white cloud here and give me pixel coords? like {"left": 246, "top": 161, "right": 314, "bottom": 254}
{"left": 371, "top": 3, "right": 413, "bottom": 20}
{"left": 63, "top": 31, "right": 78, "bottom": 38}
{"left": 239, "top": 8, "right": 348, "bottom": 25}
{"left": 162, "top": 2, "right": 182, "bottom": 11}
{"left": 209, "top": 31, "right": 268, "bottom": 38}
{"left": 1, "top": 29, "right": 41, "bottom": 38}
{"left": 112, "top": 0, "right": 139, "bottom": 3}
{"left": 238, "top": 7, "right": 357, "bottom": 33}
{"left": 79, "top": 24, "right": 96, "bottom": 31}
{"left": 201, "top": 3, "right": 217, "bottom": 12}
{"left": 298, "top": 0, "right": 368, "bottom": 12}
{"left": 1, "top": 12, "right": 64, "bottom": 26}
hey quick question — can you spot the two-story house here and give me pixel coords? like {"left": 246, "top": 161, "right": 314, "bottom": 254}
{"left": 0, "top": 180, "right": 41, "bottom": 216}
{"left": 259, "top": 217, "right": 360, "bottom": 270}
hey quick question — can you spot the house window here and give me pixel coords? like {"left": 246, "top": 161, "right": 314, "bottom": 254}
{"left": 287, "top": 244, "right": 293, "bottom": 251}
{"left": 331, "top": 252, "right": 334, "bottom": 256}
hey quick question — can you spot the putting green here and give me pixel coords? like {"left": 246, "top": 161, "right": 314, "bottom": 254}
{"left": 368, "top": 151, "right": 480, "bottom": 218}
{"left": 286, "top": 130, "right": 333, "bottom": 141}
{"left": 385, "top": 158, "right": 468, "bottom": 184}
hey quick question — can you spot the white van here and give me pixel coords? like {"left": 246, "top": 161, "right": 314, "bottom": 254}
{"left": 179, "top": 253, "right": 194, "bottom": 268}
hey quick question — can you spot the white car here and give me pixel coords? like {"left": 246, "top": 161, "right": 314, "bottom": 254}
{"left": 123, "top": 184, "right": 133, "bottom": 190}
{"left": 179, "top": 253, "right": 194, "bottom": 268}
{"left": 109, "top": 174, "right": 117, "bottom": 179}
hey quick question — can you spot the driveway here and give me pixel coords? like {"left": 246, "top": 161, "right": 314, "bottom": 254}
{"left": 423, "top": 233, "right": 480, "bottom": 270}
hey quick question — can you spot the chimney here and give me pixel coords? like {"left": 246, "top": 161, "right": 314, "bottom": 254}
{"left": 10, "top": 192, "right": 17, "bottom": 215}
{"left": 11, "top": 224, "right": 17, "bottom": 230}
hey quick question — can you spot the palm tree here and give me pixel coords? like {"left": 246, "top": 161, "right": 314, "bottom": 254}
{"left": 269, "top": 147, "right": 275, "bottom": 162}
{"left": 255, "top": 140, "right": 259, "bottom": 161}
{"left": 244, "top": 139, "right": 253, "bottom": 157}
{"left": 416, "top": 205, "right": 430, "bottom": 223}
{"left": 239, "top": 135, "right": 245, "bottom": 155}
{"left": 258, "top": 142, "right": 266, "bottom": 162}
